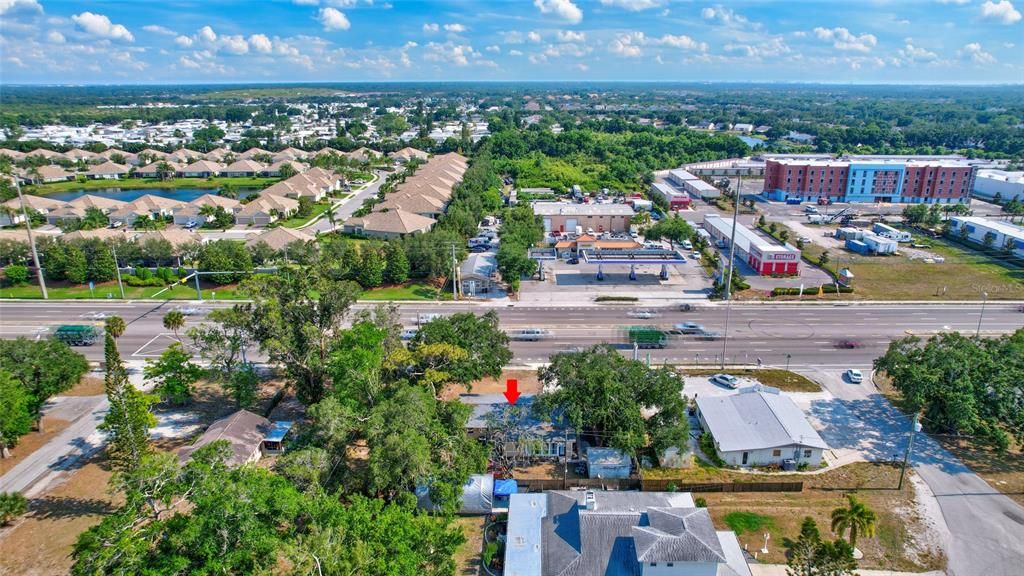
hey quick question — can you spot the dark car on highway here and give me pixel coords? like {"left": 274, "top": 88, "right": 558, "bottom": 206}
{"left": 835, "top": 339, "right": 864, "bottom": 349}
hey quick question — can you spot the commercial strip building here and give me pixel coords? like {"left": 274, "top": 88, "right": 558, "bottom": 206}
{"left": 648, "top": 181, "right": 692, "bottom": 210}
{"left": 696, "top": 385, "right": 828, "bottom": 468}
{"left": 762, "top": 154, "right": 977, "bottom": 204}
{"left": 949, "top": 216, "right": 1024, "bottom": 259}
{"left": 503, "top": 490, "right": 751, "bottom": 576}
{"left": 667, "top": 169, "right": 721, "bottom": 199}
{"left": 533, "top": 202, "right": 635, "bottom": 234}
{"left": 972, "top": 169, "right": 1024, "bottom": 202}
{"left": 703, "top": 214, "right": 801, "bottom": 276}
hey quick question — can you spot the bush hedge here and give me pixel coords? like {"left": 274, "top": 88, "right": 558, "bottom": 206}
{"left": 820, "top": 284, "right": 855, "bottom": 294}
{"left": 770, "top": 286, "right": 821, "bottom": 297}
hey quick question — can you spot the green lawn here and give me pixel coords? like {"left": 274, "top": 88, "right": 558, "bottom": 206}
{"left": 25, "top": 176, "right": 279, "bottom": 195}
{"left": 1, "top": 281, "right": 245, "bottom": 301}
{"left": 359, "top": 282, "right": 450, "bottom": 301}
{"left": 723, "top": 511, "right": 776, "bottom": 535}
{"left": 280, "top": 202, "right": 332, "bottom": 228}
{"left": 763, "top": 220, "right": 1024, "bottom": 300}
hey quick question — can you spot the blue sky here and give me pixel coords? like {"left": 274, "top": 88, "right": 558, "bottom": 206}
{"left": 1, "top": 0, "right": 1021, "bottom": 84}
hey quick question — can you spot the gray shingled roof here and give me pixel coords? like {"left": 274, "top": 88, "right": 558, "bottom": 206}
{"left": 696, "top": 386, "right": 827, "bottom": 452}
{"left": 632, "top": 508, "right": 726, "bottom": 564}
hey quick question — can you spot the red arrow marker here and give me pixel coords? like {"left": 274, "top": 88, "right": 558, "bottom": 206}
{"left": 503, "top": 378, "right": 520, "bottom": 405}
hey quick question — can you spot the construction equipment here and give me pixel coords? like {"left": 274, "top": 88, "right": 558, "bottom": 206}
{"left": 52, "top": 324, "right": 101, "bottom": 346}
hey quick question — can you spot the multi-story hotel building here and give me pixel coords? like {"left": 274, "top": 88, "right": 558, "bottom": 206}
{"left": 763, "top": 154, "right": 976, "bottom": 204}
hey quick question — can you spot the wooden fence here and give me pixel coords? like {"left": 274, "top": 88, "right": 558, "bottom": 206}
{"left": 513, "top": 478, "right": 803, "bottom": 493}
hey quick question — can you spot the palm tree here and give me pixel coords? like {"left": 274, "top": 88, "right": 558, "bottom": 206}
{"left": 156, "top": 161, "right": 174, "bottom": 182}
{"left": 105, "top": 315, "right": 127, "bottom": 339}
{"left": 830, "top": 494, "right": 877, "bottom": 550}
{"left": 199, "top": 204, "right": 218, "bottom": 224}
{"left": 162, "top": 311, "right": 185, "bottom": 340}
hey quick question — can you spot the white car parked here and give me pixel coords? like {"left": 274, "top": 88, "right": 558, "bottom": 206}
{"left": 710, "top": 374, "right": 740, "bottom": 389}
{"left": 845, "top": 369, "right": 864, "bottom": 383}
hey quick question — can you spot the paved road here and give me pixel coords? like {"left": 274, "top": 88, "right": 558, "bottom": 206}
{"left": 1, "top": 301, "right": 1021, "bottom": 367}
{"left": 805, "top": 369, "right": 1024, "bottom": 576}
{"left": 308, "top": 171, "right": 386, "bottom": 233}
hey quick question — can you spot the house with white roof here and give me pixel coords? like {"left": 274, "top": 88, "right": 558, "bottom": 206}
{"left": 695, "top": 385, "right": 828, "bottom": 467}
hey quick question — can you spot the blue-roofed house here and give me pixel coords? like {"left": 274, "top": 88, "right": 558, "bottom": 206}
{"left": 503, "top": 490, "right": 752, "bottom": 576}
{"left": 695, "top": 385, "right": 828, "bottom": 467}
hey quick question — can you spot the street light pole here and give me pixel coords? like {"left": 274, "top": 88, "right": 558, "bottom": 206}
{"left": 14, "top": 178, "right": 47, "bottom": 299}
{"left": 975, "top": 291, "right": 988, "bottom": 337}
{"left": 720, "top": 175, "right": 742, "bottom": 369}
{"left": 898, "top": 413, "right": 921, "bottom": 491}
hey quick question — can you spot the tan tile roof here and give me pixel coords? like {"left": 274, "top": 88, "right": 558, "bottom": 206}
{"left": 27, "top": 148, "right": 65, "bottom": 160}
{"left": 85, "top": 161, "right": 130, "bottom": 176}
{"left": 64, "top": 148, "right": 99, "bottom": 161}
{"left": 190, "top": 193, "right": 241, "bottom": 210}
{"left": 238, "top": 147, "right": 272, "bottom": 159}
{"left": 166, "top": 149, "right": 197, "bottom": 163}
{"left": 223, "top": 159, "right": 266, "bottom": 173}
{"left": 182, "top": 160, "right": 225, "bottom": 173}
{"left": 62, "top": 228, "right": 134, "bottom": 242}
{"left": 237, "top": 193, "right": 299, "bottom": 216}
{"left": 2, "top": 194, "right": 66, "bottom": 212}
{"left": 136, "top": 229, "right": 204, "bottom": 248}
{"left": 0, "top": 149, "right": 27, "bottom": 160}
{"left": 390, "top": 147, "right": 429, "bottom": 160}
{"left": 346, "top": 209, "right": 436, "bottom": 235}
{"left": 128, "top": 194, "right": 186, "bottom": 211}
{"left": 35, "top": 165, "right": 74, "bottom": 180}
{"left": 68, "top": 194, "right": 128, "bottom": 211}
{"left": 245, "top": 226, "right": 314, "bottom": 251}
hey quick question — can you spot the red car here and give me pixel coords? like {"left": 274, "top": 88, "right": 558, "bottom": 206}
{"left": 835, "top": 339, "right": 863, "bottom": 349}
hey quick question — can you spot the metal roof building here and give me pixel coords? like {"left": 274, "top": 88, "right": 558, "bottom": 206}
{"left": 696, "top": 385, "right": 827, "bottom": 467}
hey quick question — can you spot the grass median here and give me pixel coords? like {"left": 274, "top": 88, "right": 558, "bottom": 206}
{"left": 681, "top": 368, "right": 822, "bottom": 392}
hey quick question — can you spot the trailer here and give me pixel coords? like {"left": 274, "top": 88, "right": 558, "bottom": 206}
{"left": 53, "top": 324, "right": 100, "bottom": 346}
{"left": 628, "top": 326, "right": 667, "bottom": 349}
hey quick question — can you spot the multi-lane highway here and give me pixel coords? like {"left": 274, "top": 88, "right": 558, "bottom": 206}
{"left": 1, "top": 300, "right": 1021, "bottom": 367}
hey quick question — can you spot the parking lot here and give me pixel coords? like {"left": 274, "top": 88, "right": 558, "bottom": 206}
{"left": 519, "top": 255, "right": 713, "bottom": 304}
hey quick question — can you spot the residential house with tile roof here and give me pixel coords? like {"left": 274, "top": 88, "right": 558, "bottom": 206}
{"left": 85, "top": 161, "right": 130, "bottom": 180}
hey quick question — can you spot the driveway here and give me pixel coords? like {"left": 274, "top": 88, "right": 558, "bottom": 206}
{"left": 803, "top": 368, "right": 1024, "bottom": 576}
{"left": 309, "top": 171, "right": 385, "bottom": 233}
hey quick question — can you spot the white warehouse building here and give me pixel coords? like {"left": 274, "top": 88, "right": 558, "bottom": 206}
{"left": 949, "top": 216, "right": 1024, "bottom": 259}
{"left": 972, "top": 169, "right": 1024, "bottom": 202}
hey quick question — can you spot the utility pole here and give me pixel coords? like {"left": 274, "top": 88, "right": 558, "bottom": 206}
{"left": 111, "top": 244, "right": 125, "bottom": 299}
{"left": 451, "top": 243, "right": 458, "bottom": 300}
{"left": 975, "top": 291, "right": 988, "bottom": 337}
{"left": 898, "top": 413, "right": 921, "bottom": 491}
{"left": 720, "top": 174, "right": 742, "bottom": 369}
{"left": 14, "top": 178, "right": 47, "bottom": 299}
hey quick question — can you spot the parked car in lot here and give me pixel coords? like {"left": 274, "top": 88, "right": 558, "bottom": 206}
{"left": 804, "top": 206, "right": 819, "bottom": 214}
{"left": 690, "top": 251, "right": 702, "bottom": 259}
{"left": 798, "top": 236, "right": 812, "bottom": 244}
{"left": 682, "top": 240, "right": 693, "bottom": 250}
{"left": 845, "top": 369, "right": 863, "bottom": 383}
{"left": 670, "top": 322, "right": 704, "bottom": 334}
{"left": 710, "top": 374, "right": 740, "bottom": 389}
{"left": 509, "top": 328, "right": 552, "bottom": 341}
{"left": 627, "top": 309, "right": 659, "bottom": 319}
{"left": 400, "top": 328, "right": 418, "bottom": 340}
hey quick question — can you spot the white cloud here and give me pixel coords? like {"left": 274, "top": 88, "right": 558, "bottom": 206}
{"left": 509, "top": 49, "right": 524, "bottom": 56}
{"left": 249, "top": 33, "right": 273, "bottom": 54}
{"left": 219, "top": 35, "right": 249, "bottom": 55}
{"left": 0, "top": 0, "right": 42, "bottom": 15}
{"left": 980, "top": 0, "right": 1022, "bottom": 24}
{"left": 179, "top": 56, "right": 201, "bottom": 69}
{"left": 501, "top": 30, "right": 525, "bottom": 44}
{"left": 533, "top": 0, "right": 583, "bottom": 24}
{"left": 485, "top": 44, "right": 501, "bottom": 52}
{"left": 898, "top": 40, "right": 938, "bottom": 62}
{"left": 813, "top": 27, "right": 877, "bottom": 52}
{"left": 792, "top": 31, "right": 807, "bottom": 38}
{"left": 577, "top": 63, "right": 589, "bottom": 71}
{"left": 556, "top": 30, "right": 585, "bottom": 42}
{"left": 608, "top": 32, "right": 645, "bottom": 57}
{"left": 72, "top": 12, "right": 134, "bottom": 42}
{"left": 598, "top": 0, "right": 662, "bottom": 11}
{"left": 1005, "top": 42, "right": 1017, "bottom": 47}
{"left": 175, "top": 35, "right": 193, "bottom": 47}
{"left": 326, "top": 0, "right": 358, "bottom": 6}
{"left": 528, "top": 31, "right": 542, "bottom": 43}
{"left": 142, "top": 25, "right": 176, "bottom": 36}
{"left": 423, "top": 23, "right": 439, "bottom": 33}
{"left": 198, "top": 25, "right": 217, "bottom": 43}
{"left": 444, "top": 23, "right": 467, "bottom": 32}
{"left": 657, "top": 34, "right": 707, "bottom": 52}
{"left": 424, "top": 41, "right": 483, "bottom": 66}
{"left": 701, "top": 5, "right": 754, "bottom": 28}
{"left": 318, "top": 7, "right": 351, "bottom": 31}
{"left": 960, "top": 42, "right": 997, "bottom": 63}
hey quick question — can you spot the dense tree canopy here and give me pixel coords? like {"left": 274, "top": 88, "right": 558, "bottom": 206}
{"left": 875, "top": 329, "right": 1024, "bottom": 451}
{"left": 536, "top": 345, "right": 688, "bottom": 459}
{"left": 0, "top": 337, "right": 89, "bottom": 424}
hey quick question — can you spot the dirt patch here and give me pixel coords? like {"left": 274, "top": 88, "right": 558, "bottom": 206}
{"left": 0, "top": 416, "right": 70, "bottom": 476}
{"left": 62, "top": 375, "right": 106, "bottom": 397}
{"left": 649, "top": 462, "right": 944, "bottom": 572}
{"left": 453, "top": 516, "right": 485, "bottom": 576}
{"left": 441, "top": 368, "right": 542, "bottom": 401}
{"left": 513, "top": 461, "right": 584, "bottom": 481}
{"left": 0, "top": 455, "right": 117, "bottom": 576}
